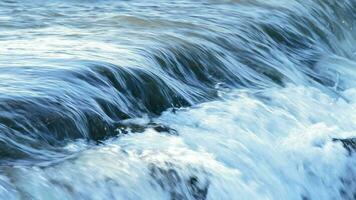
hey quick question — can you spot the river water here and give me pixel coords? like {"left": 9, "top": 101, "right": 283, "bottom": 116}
{"left": 0, "top": 0, "right": 355, "bottom": 199}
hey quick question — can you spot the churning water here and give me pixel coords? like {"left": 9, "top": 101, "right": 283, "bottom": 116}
{"left": 0, "top": 0, "right": 355, "bottom": 199}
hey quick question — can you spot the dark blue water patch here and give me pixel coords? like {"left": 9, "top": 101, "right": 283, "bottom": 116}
{"left": 0, "top": 62, "right": 194, "bottom": 160}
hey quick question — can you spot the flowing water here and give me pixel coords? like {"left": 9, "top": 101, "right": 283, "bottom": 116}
{"left": 0, "top": 0, "right": 355, "bottom": 199}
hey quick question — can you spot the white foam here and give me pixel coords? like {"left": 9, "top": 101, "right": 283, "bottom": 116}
{"left": 2, "top": 85, "right": 355, "bottom": 200}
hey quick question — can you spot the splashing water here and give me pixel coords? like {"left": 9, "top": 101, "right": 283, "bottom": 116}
{"left": 0, "top": 0, "right": 355, "bottom": 199}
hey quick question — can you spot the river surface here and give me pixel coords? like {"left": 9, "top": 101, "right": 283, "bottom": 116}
{"left": 0, "top": 0, "right": 355, "bottom": 199}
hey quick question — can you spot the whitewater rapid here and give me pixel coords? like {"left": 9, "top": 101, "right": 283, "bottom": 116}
{"left": 0, "top": 0, "right": 355, "bottom": 199}
{"left": 1, "top": 85, "right": 355, "bottom": 200}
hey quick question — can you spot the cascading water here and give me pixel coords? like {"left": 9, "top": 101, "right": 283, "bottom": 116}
{"left": 0, "top": 0, "right": 355, "bottom": 199}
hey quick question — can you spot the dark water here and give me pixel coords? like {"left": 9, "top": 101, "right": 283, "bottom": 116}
{"left": 0, "top": 0, "right": 355, "bottom": 199}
